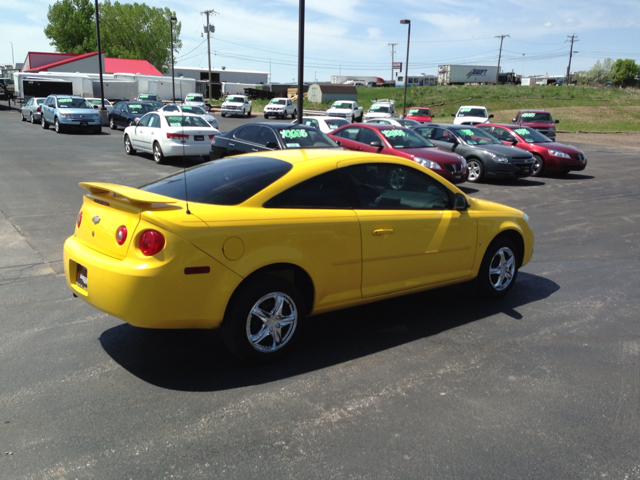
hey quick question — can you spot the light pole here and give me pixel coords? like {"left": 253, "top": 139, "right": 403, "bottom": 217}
{"left": 297, "top": 0, "right": 305, "bottom": 123}
{"left": 521, "top": 54, "right": 525, "bottom": 79}
{"left": 170, "top": 16, "right": 177, "bottom": 102}
{"left": 9, "top": 42, "right": 14, "bottom": 64}
{"left": 94, "top": 0, "right": 106, "bottom": 124}
{"left": 400, "top": 19, "right": 410, "bottom": 118}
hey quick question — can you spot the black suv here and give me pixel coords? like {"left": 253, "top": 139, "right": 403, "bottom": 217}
{"left": 412, "top": 124, "right": 534, "bottom": 183}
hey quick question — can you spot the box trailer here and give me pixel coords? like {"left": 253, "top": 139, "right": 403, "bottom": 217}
{"left": 438, "top": 65, "right": 499, "bottom": 85}
{"left": 331, "top": 75, "right": 379, "bottom": 85}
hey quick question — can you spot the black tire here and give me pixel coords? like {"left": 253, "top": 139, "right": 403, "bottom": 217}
{"left": 41, "top": 116, "right": 49, "bottom": 129}
{"left": 292, "top": 109, "right": 297, "bottom": 119}
{"left": 467, "top": 158, "right": 484, "bottom": 183}
{"left": 30, "top": 113, "right": 36, "bottom": 124}
{"left": 246, "top": 108, "right": 251, "bottom": 117}
{"left": 221, "top": 113, "right": 226, "bottom": 118}
{"left": 124, "top": 134, "right": 136, "bottom": 155}
{"left": 476, "top": 237, "right": 519, "bottom": 299}
{"left": 531, "top": 154, "right": 544, "bottom": 177}
{"left": 54, "top": 118, "right": 63, "bottom": 134}
{"left": 153, "top": 142, "right": 165, "bottom": 164}
{"left": 109, "top": 116, "right": 117, "bottom": 130}
{"left": 222, "top": 275, "right": 305, "bottom": 363}
{"left": 93, "top": 127, "right": 102, "bottom": 134}
{"left": 264, "top": 114, "right": 269, "bottom": 119}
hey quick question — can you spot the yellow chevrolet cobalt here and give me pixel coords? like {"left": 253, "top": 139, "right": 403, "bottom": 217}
{"left": 64, "top": 149, "right": 534, "bottom": 363}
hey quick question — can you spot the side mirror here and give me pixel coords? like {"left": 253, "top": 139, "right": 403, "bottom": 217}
{"left": 335, "top": 140, "right": 342, "bottom": 146}
{"left": 265, "top": 141, "right": 279, "bottom": 149}
{"left": 370, "top": 140, "right": 383, "bottom": 152}
{"left": 511, "top": 139, "right": 518, "bottom": 146}
{"left": 453, "top": 193, "right": 469, "bottom": 211}
{"left": 554, "top": 119, "right": 559, "bottom": 124}
{"left": 489, "top": 114, "right": 494, "bottom": 119}
{"left": 451, "top": 113, "right": 455, "bottom": 117}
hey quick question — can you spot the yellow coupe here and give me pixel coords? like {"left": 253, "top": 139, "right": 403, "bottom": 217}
{"left": 63, "top": 149, "right": 534, "bottom": 363}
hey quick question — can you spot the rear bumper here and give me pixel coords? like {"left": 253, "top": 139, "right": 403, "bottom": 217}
{"left": 161, "top": 140, "right": 212, "bottom": 157}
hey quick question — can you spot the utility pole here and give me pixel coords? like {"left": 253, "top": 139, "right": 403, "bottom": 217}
{"left": 495, "top": 34, "right": 510, "bottom": 83}
{"left": 201, "top": 9, "right": 218, "bottom": 103}
{"left": 565, "top": 34, "right": 579, "bottom": 85}
{"left": 388, "top": 42, "right": 397, "bottom": 82}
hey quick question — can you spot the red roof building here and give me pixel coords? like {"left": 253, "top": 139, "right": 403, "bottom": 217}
{"left": 21, "top": 51, "right": 162, "bottom": 76}
{"left": 104, "top": 58, "right": 162, "bottom": 76}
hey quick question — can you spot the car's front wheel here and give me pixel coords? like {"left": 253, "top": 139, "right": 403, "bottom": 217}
{"left": 531, "top": 154, "right": 544, "bottom": 177}
{"left": 467, "top": 158, "right": 484, "bottom": 183}
{"left": 222, "top": 275, "right": 305, "bottom": 363}
{"left": 124, "top": 135, "right": 136, "bottom": 155}
{"left": 476, "top": 237, "right": 519, "bottom": 299}
{"left": 54, "top": 118, "right": 63, "bottom": 133}
{"left": 30, "top": 112, "right": 36, "bottom": 124}
{"left": 153, "top": 142, "right": 165, "bottom": 164}
{"left": 41, "top": 116, "right": 48, "bottom": 129}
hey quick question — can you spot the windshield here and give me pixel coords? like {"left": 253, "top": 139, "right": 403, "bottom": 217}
{"left": 88, "top": 99, "right": 112, "bottom": 106}
{"left": 140, "top": 156, "right": 293, "bottom": 206}
{"left": 165, "top": 115, "right": 211, "bottom": 127}
{"left": 457, "top": 107, "right": 488, "bottom": 118}
{"left": 57, "top": 97, "right": 93, "bottom": 109}
{"left": 520, "top": 112, "right": 552, "bottom": 122}
{"left": 225, "top": 96, "right": 245, "bottom": 103}
{"left": 456, "top": 127, "right": 501, "bottom": 145}
{"left": 369, "top": 105, "right": 389, "bottom": 113}
{"left": 325, "top": 118, "right": 349, "bottom": 129}
{"left": 127, "top": 103, "right": 154, "bottom": 114}
{"left": 512, "top": 126, "right": 552, "bottom": 143}
{"left": 186, "top": 95, "right": 203, "bottom": 102}
{"left": 381, "top": 128, "right": 434, "bottom": 148}
{"left": 277, "top": 126, "right": 339, "bottom": 149}
{"left": 138, "top": 94, "right": 157, "bottom": 101}
{"left": 181, "top": 106, "right": 206, "bottom": 115}
{"left": 331, "top": 102, "right": 352, "bottom": 109}
{"left": 396, "top": 119, "right": 420, "bottom": 127}
{"left": 409, "top": 108, "right": 430, "bottom": 116}
{"left": 269, "top": 99, "right": 287, "bottom": 105}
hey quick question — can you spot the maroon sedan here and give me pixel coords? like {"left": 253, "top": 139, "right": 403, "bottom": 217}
{"left": 406, "top": 107, "right": 432, "bottom": 123}
{"left": 478, "top": 124, "right": 587, "bottom": 176}
{"left": 330, "top": 123, "right": 469, "bottom": 184}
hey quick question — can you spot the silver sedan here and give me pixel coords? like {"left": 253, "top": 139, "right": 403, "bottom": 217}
{"left": 20, "top": 97, "right": 46, "bottom": 124}
{"left": 158, "top": 104, "right": 218, "bottom": 129}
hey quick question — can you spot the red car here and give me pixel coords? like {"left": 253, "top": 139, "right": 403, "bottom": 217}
{"left": 478, "top": 124, "right": 587, "bottom": 176}
{"left": 406, "top": 107, "right": 432, "bottom": 123}
{"left": 512, "top": 109, "right": 559, "bottom": 140}
{"left": 330, "top": 123, "right": 469, "bottom": 184}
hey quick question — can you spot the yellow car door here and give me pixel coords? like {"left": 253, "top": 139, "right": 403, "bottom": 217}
{"left": 342, "top": 161, "right": 477, "bottom": 298}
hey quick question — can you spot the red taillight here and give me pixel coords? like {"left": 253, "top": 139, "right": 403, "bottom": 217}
{"left": 139, "top": 230, "right": 165, "bottom": 256}
{"left": 37, "top": 106, "right": 41, "bottom": 113}
{"left": 115, "top": 226, "right": 127, "bottom": 245}
{"left": 167, "top": 132, "right": 189, "bottom": 139}
{"left": 77, "top": 211, "right": 83, "bottom": 228}
{"left": 208, "top": 134, "right": 215, "bottom": 139}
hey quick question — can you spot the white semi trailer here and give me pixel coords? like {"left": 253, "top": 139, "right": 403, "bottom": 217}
{"left": 437, "top": 65, "right": 499, "bottom": 85}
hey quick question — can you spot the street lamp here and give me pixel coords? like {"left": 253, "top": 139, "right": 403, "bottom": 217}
{"left": 94, "top": 0, "right": 106, "bottom": 123}
{"left": 400, "top": 19, "right": 411, "bottom": 118}
{"left": 170, "top": 16, "right": 177, "bottom": 102}
{"left": 9, "top": 41, "right": 14, "bottom": 64}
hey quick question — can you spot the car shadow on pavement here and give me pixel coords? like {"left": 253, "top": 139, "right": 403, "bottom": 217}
{"left": 99, "top": 271, "right": 559, "bottom": 392}
{"left": 134, "top": 154, "right": 208, "bottom": 167}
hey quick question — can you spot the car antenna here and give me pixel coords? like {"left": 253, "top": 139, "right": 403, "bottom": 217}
{"left": 181, "top": 111, "right": 191, "bottom": 215}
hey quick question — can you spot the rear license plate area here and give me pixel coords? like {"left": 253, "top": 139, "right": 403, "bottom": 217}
{"left": 76, "top": 264, "right": 88, "bottom": 290}
{"left": 194, "top": 135, "right": 204, "bottom": 141}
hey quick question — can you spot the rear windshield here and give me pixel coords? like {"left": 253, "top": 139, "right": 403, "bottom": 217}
{"left": 140, "top": 156, "right": 293, "bottom": 205}
{"left": 165, "top": 115, "right": 210, "bottom": 127}
{"left": 180, "top": 106, "right": 206, "bottom": 114}
{"left": 325, "top": 118, "right": 349, "bottom": 129}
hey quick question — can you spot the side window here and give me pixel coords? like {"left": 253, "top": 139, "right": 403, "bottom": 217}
{"left": 492, "top": 127, "right": 515, "bottom": 142}
{"left": 358, "top": 128, "right": 381, "bottom": 146}
{"left": 303, "top": 119, "right": 319, "bottom": 129}
{"left": 414, "top": 127, "right": 432, "bottom": 139}
{"left": 345, "top": 163, "right": 451, "bottom": 210}
{"left": 433, "top": 128, "right": 454, "bottom": 141}
{"left": 335, "top": 126, "right": 360, "bottom": 141}
{"left": 47, "top": 97, "right": 55, "bottom": 106}
{"left": 137, "top": 114, "right": 152, "bottom": 127}
{"left": 234, "top": 124, "right": 260, "bottom": 142}
{"left": 256, "top": 126, "right": 278, "bottom": 146}
{"left": 264, "top": 170, "right": 350, "bottom": 209}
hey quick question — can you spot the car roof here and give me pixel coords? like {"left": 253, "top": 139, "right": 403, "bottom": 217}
{"left": 481, "top": 123, "right": 520, "bottom": 129}
{"left": 425, "top": 123, "right": 474, "bottom": 130}
{"left": 519, "top": 109, "right": 549, "bottom": 113}
{"left": 458, "top": 105, "right": 487, "bottom": 109}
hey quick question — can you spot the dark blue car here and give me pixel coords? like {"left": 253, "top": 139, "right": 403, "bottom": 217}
{"left": 108, "top": 101, "right": 155, "bottom": 130}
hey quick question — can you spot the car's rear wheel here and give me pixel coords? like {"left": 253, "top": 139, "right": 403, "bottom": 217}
{"left": 30, "top": 113, "right": 36, "bottom": 124}
{"left": 292, "top": 109, "right": 297, "bottom": 119}
{"left": 467, "top": 158, "right": 484, "bottom": 183}
{"left": 41, "top": 116, "right": 48, "bottom": 129}
{"left": 153, "top": 142, "right": 165, "bottom": 164}
{"left": 476, "top": 237, "right": 519, "bottom": 299}
{"left": 124, "top": 135, "right": 136, "bottom": 155}
{"left": 109, "top": 116, "right": 117, "bottom": 130}
{"left": 531, "top": 154, "right": 544, "bottom": 176}
{"left": 20, "top": 111, "right": 25, "bottom": 121}
{"left": 222, "top": 275, "right": 305, "bottom": 363}
{"left": 54, "top": 118, "right": 63, "bottom": 134}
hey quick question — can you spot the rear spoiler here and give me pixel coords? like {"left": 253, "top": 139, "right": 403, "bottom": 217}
{"left": 79, "top": 182, "right": 179, "bottom": 207}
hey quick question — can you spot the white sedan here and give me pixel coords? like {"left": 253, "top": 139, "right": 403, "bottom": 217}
{"left": 123, "top": 112, "right": 219, "bottom": 164}
{"left": 158, "top": 103, "right": 218, "bottom": 129}
{"left": 364, "top": 118, "right": 421, "bottom": 128}
{"left": 291, "top": 116, "right": 350, "bottom": 134}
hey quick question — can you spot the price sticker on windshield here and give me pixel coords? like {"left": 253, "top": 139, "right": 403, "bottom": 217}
{"left": 521, "top": 112, "right": 536, "bottom": 118}
{"left": 58, "top": 98, "right": 73, "bottom": 103}
{"left": 280, "top": 129, "right": 308, "bottom": 139}
{"left": 515, "top": 128, "right": 530, "bottom": 135}
{"left": 129, "top": 104, "right": 143, "bottom": 109}
{"left": 409, "top": 109, "right": 419, "bottom": 114}
{"left": 460, "top": 108, "right": 472, "bottom": 113}
{"left": 382, "top": 129, "right": 406, "bottom": 138}
{"left": 460, "top": 129, "right": 475, "bottom": 136}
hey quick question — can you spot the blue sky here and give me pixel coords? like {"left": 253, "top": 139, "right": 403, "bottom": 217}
{"left": 1, "top": 0, "right": 638, "bottom": 82}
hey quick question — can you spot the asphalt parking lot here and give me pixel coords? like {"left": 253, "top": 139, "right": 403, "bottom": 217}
{"left": 1, "top": 104, "right": 639, "bottom": 479}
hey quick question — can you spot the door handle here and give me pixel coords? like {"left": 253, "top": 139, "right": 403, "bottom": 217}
{"left": 252, "top": 148, "right": 259, "bottom": 152}
{"left": 372, "top": 228, "right": 394, "bottom": 236}
{"left": 228, "top": 142, "right": 235, "bottom": 147}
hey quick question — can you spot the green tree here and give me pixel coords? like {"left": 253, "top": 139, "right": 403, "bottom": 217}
{"left": 44, "top": 0, "right": 181, "bottom": 71}
{"left": 611, "top": 59, "right": 640, "bottom": 87}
